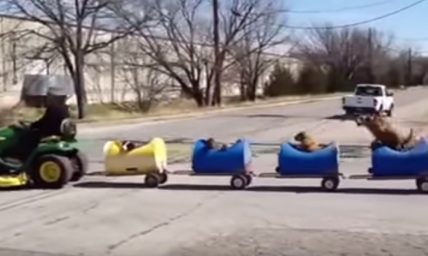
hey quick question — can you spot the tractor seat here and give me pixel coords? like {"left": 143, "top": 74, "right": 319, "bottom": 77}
{"left": 41, "top": 136, "right": 61, "bottom": 143}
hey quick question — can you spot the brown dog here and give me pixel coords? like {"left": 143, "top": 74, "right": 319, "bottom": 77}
{"left": 355, "top": 113, "right": 416, "bottom": 150}
{"left": 206, "top": 137, "right": 228, "bottom": 150}
{"left": 294, "top": 131, "right": 323, "bottom": 152}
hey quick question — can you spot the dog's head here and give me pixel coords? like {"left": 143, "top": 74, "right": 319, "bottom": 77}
{"left": 206, "top": 137, "right": 215, "bottom": 144}
{"left": 355, "top": 114, "right": 371, "bottom": 126}
{"left": 355, "top": 113, "right": 385, "bottom": 127}
{"left": 294, "top": 131, "right": 308, "bottom": 142}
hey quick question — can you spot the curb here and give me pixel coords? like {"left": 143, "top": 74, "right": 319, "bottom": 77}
{"left": 78, "top": 94, "right": 344, "bottom": 128}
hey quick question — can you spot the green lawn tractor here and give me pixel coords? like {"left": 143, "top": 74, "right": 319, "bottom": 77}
{"left": 0, "top": 119, "right": 88, "bottom": 189}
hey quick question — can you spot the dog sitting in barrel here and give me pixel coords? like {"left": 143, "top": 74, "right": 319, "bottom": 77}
{"left": 293, "top": 131, "right": 324, "bottom": 152}
{"left": 120, "top": 140, "right": 137, "bottom": 152}
{"left": 355, "top": 113, "right": 417, "bottom": 151}
{"left": 206, "top": 137, "right": 229, "bottom": 151}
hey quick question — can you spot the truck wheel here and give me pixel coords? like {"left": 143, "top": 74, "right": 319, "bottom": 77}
{"left": 32, "top": 155, "right": 74, "bottom": 189}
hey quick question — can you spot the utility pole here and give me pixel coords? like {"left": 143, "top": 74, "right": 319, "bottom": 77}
{"left": 212, "top": 0, "right": 221, "bottom": 106}
{"left": 367, "top": 28, "right": 374, "bottom": 83}
{"left": 110, "top": 36, "right": 116, "bottom": 103}
{"left": 0, "top": 17, "right": 6, "bottom": 92}
{"left": 406, "top": 47, "right": 413, "bottom": 87}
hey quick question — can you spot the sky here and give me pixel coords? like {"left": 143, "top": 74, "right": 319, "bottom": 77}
{"left": 283, "top": 0, "right": 428, "bottom": 53}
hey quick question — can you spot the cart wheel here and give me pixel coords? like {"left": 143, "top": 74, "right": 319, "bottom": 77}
{"left": 416, "top": 178, "right": 428, "bottom": 193}
{"left": 244, "top": 174, "right": 252, "bottom": 186}
{"left": 230, "top": 174, "right": 247, "bottom": 190}
{"left": 145, "top": 174, "right": 160, "bottom": 188}
{"left": 158, "top": 172, "right": 168, "bottom": 184}
{"left": 321, "top": 177, "right": 339, "bottom": 192}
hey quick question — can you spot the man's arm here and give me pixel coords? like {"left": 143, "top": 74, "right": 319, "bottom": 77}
{"left": 30, "top": 107, "right": 53, "bottom": 129}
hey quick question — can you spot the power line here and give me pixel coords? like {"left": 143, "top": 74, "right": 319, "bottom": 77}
{"left": 285, "top": 0, "right": 395, "bottom": 14}
{"left": 281, "top": 0, "right": 427, "bottom": 30}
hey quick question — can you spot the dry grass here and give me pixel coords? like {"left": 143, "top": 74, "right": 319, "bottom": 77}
{"left": 0, "top": 107, "right": 18, "bottom": 127}
{"left": 85, "top": 93, "right": 339, "bottom": 122}
{"left": 168, "top": 143, "right": 193, "bottom": 163}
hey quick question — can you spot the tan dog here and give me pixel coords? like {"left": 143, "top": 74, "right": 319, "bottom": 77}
{"left": 294, "top": 131, "right": 323, "bottom": 152}
{"left": 355, "top": 113, "right": 416, "bottom": 150}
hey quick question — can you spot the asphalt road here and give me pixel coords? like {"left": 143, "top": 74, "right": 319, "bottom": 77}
{"left": 1, "top": 87, "right": 428, "bottom": 256}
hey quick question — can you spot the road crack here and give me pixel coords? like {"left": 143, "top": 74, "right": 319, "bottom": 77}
{"left": 106, "top": 192, "right": 223, "bottom": 254}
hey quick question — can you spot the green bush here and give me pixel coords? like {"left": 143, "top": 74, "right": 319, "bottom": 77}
{"left": 263, "top": 63, "right": 296, "bottom": 97}
{"left": 296, "top": 64, "right": 329, "bottom": 94}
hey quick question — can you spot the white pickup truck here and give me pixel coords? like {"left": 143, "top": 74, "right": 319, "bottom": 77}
{"left": 342, "top": 84, "right": 394, "bottom": 116}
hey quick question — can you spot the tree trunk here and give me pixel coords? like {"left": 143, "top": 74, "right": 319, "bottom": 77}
{"left": 239, "top": 69, "right": 247, "bottom": 101}
{"left": 74, "top": 51, "right": 87, "bottom": 119}
{"left": 193, "top": 90, "right": 204, "bottom": 107}
{"left": 240, "top": 82, "right": 246, "bottom": 101}
{"left": 179, "top": 81, "right": 205, "bottom": 107}
{"left": 213, "top": 57, "right": 224, "bottom": 106}
{"left": 213, "top": 81, "right": 221, "bottom": 106}
{"left": 204, "top": 81, "right": 212, "bottom": 106}
{"left": 247, "top": 76, "right": 259, "bottom": 101}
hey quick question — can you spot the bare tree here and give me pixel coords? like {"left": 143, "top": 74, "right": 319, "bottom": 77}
{"left": 228, "top": 1, "right": 288, "bottom": 101}
{"left": 116, "top": 0, "right": 278, "bottom": 107}
{"left": 411, "top": 55, "right": 428, "bottom": 85}
{"left": 115, "top": 41, "right": 171, "bottom": 110}
{"left": 7, "top": 0, "right": 154, "bottom": 118}
{"left": 293, "top": 25, "right": 393, "bottom": 92}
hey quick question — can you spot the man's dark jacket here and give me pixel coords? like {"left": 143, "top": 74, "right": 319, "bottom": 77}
{"left": 31, "top": 105, "right": 70, "bottom": 137}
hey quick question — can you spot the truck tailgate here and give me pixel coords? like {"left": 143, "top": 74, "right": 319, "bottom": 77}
{"left": 343, "top": 96, "right": 376, "bottom": 107}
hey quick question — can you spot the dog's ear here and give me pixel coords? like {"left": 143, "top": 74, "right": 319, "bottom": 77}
{"left": 294, "top": 132, "right": 305, "bottom": 141}
{"left": 371, "top": 114, "right": 384, "bottom": 123}
{"left": 355, "top": 115, "right": 364, "bottom": 126}
{"left": 366, "top": 114, "right": 377, "bottom": 122}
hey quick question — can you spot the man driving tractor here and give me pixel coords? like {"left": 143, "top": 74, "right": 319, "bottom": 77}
{"left": 31, "top": 95, "right": 70, "bottom": 138}
{"left": 9, "top": 95, "right": 71, "bottom": 160}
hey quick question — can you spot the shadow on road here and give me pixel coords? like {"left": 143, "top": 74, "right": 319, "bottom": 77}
{"left": 244, "top": 114, "right": 324, "bottom": 119}
{"left": 325, "top": 114, "right": 356, "bottom": 121}
{"left": 74, "top": 181, "right": 150, "bottom": 189}
{"left": 0, "top": 186, "right": 29, "bottom": 192}
{"left": 239, "top": 113, "right": 357, "bottom": 122}
{"left": 248, "top": 186, "right": 421, "bottom": 195}
{"left": 159, "top": 184, "right": 422, "bottom": 195}
{"left": 159, "top": 184, "right": 234, "bottom": 191}
{"left": 340, "top": 145, "right": 370, "bottom": 158}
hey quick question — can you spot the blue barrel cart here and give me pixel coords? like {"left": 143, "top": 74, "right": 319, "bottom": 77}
{"left": 171, "top": 139, "right": 254, "bottom": 190}
{"left": 349, "top": 138, "right": 428, "bottom": 193}
{"left": 259, "top": 142, "right": 342, "bottom": 191}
